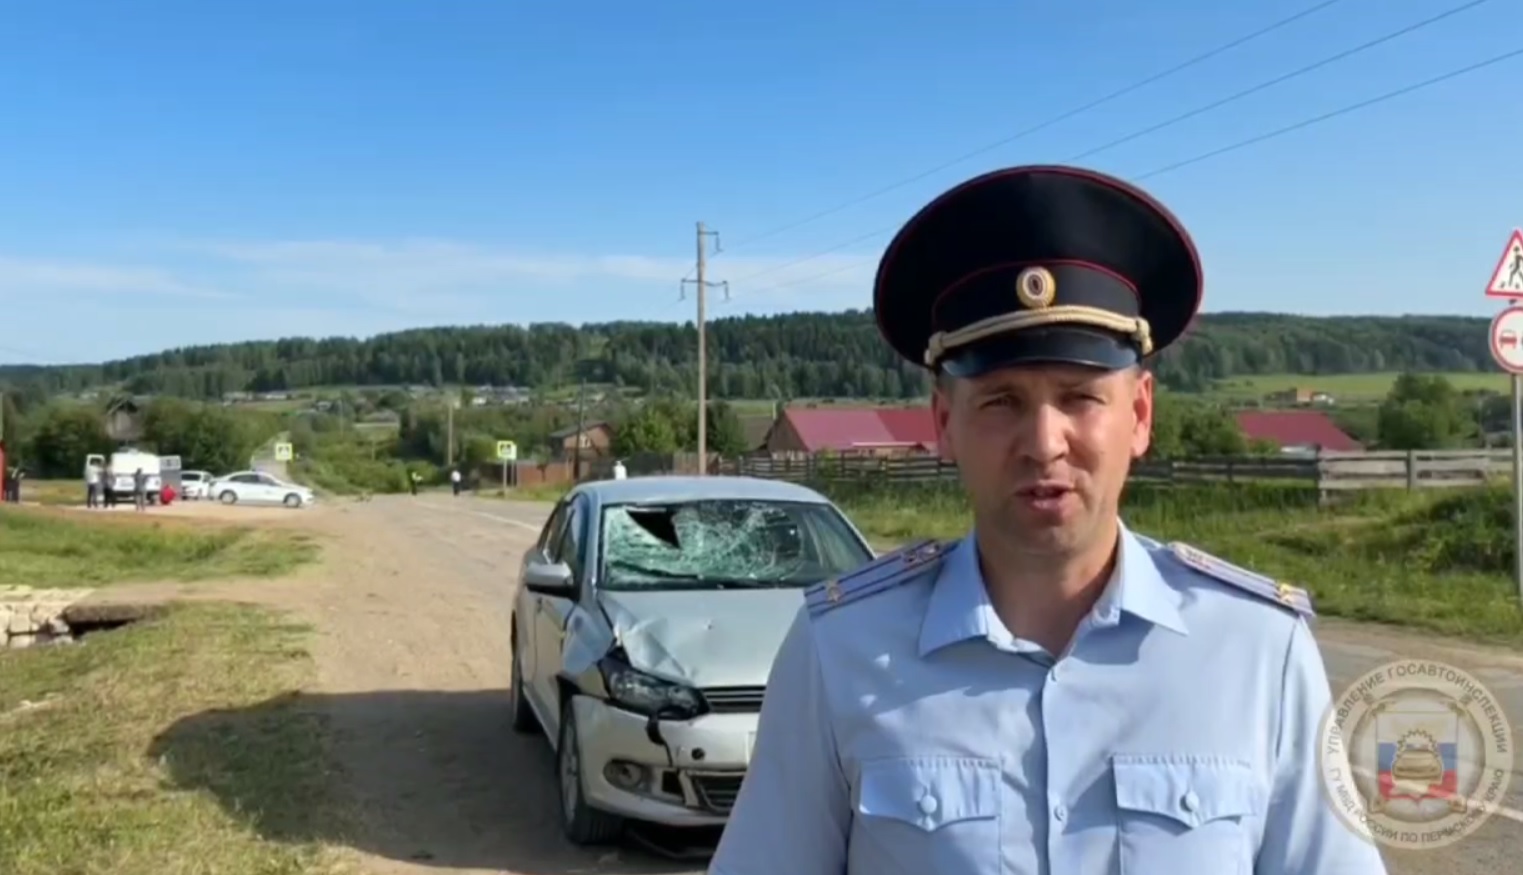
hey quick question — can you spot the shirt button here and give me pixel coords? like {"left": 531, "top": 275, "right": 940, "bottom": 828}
{"left": 918, "top": 794, "right": 939, "bottom": 815}
{"left": 1181, "top": 791, "right": 1200, "bottom": 812}
{"left": 1053, "top": 804, "right": 1067, "bottom": 822}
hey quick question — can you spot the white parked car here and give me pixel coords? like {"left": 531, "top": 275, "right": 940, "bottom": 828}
{"left": 510, "top": 475, "right": 874, "bottom": 844}
{"left": 208, "top": 470, "right": 315, "bottom": 508}
{"left": 178, "top": 470, "right": 213, "bottom": 500}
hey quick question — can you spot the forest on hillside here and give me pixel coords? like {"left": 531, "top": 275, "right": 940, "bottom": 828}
{"left": 0, "top": 310, "right": 1493, "bottom": 401}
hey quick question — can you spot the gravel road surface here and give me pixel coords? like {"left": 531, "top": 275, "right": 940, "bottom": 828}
{"left": 159, "top": 493, "right": 1523, "bottom": 874}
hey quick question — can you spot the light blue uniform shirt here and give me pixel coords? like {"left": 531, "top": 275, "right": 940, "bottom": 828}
{"left": 708, "top": 525, "right": 1389, "bottom": 875}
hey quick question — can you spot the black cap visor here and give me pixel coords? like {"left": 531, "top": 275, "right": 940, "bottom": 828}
{"left": 938, "top": 325, "right": 1140, "bottom": 379}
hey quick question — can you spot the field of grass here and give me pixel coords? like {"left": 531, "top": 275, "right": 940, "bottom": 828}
{"left": 1203, "top": 371, "right": 1509, "bottom": 402}
{"left": 286, "top": 431, "right": 434, "bottom": 496}
{"left": 0, "top": 603, "right": 341, "bottom": 875}
{"left": 11, "top": 479, "right": 87, "bottom": 507}
{"left": 496, "top": 477, "right": 1523, "bottom": 642}
{"left": 0, "top": 508, "right": 320, "bottom": 587}
{"left": 836, "top": 480, "right": 1523, "bottom": 642}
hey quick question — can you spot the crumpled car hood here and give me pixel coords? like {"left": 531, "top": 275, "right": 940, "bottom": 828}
{"left": 596, "top": 588, "right": 805, "bottom": 688}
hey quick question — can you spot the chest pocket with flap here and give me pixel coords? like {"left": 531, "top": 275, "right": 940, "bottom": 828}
{"left": 855, "top": 757, "right": 1001, "bottom": 872}
{"left": 1113, "top": 755, "right": 1265, "bottom": 875}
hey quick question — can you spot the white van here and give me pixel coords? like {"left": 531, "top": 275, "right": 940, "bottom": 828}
{"left": 107, "top": 449, "right": 162, "bottom": 503}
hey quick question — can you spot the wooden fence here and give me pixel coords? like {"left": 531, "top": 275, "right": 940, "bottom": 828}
{"left": 710, "top": 449, "right": 1517, "bottom": 492}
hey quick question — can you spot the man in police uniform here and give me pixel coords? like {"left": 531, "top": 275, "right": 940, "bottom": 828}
{"left": 708, "top": 166, "right": 1387, "bottom": 875}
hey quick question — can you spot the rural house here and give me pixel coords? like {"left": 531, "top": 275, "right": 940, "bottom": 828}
{"left": 765, "top": 407, "right": 938, "bottom": 456}
{"left": 1265, "top": 386, "right": 1336, "bottom": 407}
{"left": 548, "top": 421, "right": 614, "bottom": 461}
{"left": 737, "top": 414, "right": 776, "bottom": 452}
{"left": 104, "top": 396, "right": 146, "bottom": 443}
{"left": 1233, "top": 410, "right": 1361, "bottom": 455}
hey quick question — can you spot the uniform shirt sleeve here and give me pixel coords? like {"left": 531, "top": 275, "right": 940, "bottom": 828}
{"left": 708, "top": 607, "right": 850, "bottom": 875}
{"left": 1256, "top": 618, "right": 1390, "bottom": 874}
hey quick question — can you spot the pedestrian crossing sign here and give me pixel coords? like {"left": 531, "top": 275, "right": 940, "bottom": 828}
{"left": 1485, "top": 229, "right": 1523, "bottom": 299}
{"left": 273, "top": 442, "right": 293, "bottom": 461}
{"left": 496, "top": 440, "right": 518, "bottom": 461}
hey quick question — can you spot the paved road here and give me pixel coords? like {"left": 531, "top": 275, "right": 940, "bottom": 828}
{"left": 295, "top": 494, "right": 1523, "bottom": 875}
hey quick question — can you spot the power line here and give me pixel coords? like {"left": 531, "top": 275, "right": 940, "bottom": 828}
{"left": 1132, "top": 45, "right": 1523, "bottom": 181}
{"left": 733, "top": 45, "right": 1523, "bottom": 301}
{"left": 722, "top": 0, "right": 1485, "bottom": 291}
{"left": 1067, "top": 0, "right": 1494, "bottom": 163}
{"left": 713, "top": 0, "right": 1352, "bottom": 260}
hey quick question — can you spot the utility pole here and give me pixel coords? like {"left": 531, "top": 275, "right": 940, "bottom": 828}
{"left": 573, "top": 379, "right": 587, "bottom": 481}
{"left": 682, "top": 223, "right": 728, "bottom": 475}
{"left": 445, "top": 397, "right": 456, "bottom": 468}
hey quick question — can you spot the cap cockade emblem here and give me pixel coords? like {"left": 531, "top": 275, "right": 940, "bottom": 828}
{"left": 1016, "top": 265, "right": 1057, "bottom": 310}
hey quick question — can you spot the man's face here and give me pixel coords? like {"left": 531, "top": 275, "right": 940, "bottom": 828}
{"left": 932, "top": 362, "right": 1153, "bottom": 559}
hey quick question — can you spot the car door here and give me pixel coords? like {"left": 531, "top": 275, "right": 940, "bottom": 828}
{"left": 533, "top": 495, "right": 586, "bottom": 740}
{"left": 256, "top": 473, "right": 285, "bottom": 502}
{"left": 228, "top": 473, "right": 261, "bottom": 500}
{"left": 519, "top": 498, "right": 568, "bottom": 722}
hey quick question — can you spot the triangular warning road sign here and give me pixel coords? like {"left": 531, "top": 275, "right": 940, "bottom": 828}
{"left": 1486, "top": 229, "right": 1523, "bottom": 298}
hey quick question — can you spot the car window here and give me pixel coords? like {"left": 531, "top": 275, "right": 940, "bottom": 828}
{"left": 558, "top": 499, "right": 586, "bottom": 582}
{"left": 598, "top": 499, "right": 871, "bottom": 591}
{"left": 538, "top": 500, "right": 569, "bottom": 559}
{"left": 231, "top": 474, "right": 259, "bottom": 484}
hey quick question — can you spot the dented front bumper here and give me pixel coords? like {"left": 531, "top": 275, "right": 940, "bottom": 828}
{"left": 571, "top": 693, "right": 756, "bottom": 827}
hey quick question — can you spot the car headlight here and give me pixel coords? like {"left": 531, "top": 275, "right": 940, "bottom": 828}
{"left": 597, "top": 656, "right": 706, "bottom": 719}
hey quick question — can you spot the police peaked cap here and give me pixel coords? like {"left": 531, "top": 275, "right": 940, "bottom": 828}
{"left": 873, "top": 165, "right": 1203, "bottom": 376}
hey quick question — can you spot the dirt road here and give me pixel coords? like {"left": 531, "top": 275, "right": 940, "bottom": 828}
{"left": 124, "top": 493, "right": 1523, "bottom": 874}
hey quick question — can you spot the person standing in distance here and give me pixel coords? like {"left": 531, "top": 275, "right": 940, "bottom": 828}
{"left": 708, "top": 165, "right": 1386, "bottom": 875}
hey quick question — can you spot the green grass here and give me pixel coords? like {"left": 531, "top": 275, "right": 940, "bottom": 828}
{"left": 834, "top": 480, "right": 1523, "bottom": 642}
{"left": 1202, "top": 371, "right": 1509, "bottom": 402}
{"left": 286, "top": 431, "right": 433, "bottom": 496}
{"left": 0, "top": 603, "right": 342, "bottom": 875}
{"left": 0, "top": 508, "right": 321, "bottom": 587}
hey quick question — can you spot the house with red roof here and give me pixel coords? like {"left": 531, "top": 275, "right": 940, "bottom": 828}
{"left": 759, "top": 405, "right": 1360, "bottom": 459}
{"left": 1232, "top": 410, "right": 1362, "bottom": 455}
{"left": 765, "top": 406, "right": 938, "bottom": 456}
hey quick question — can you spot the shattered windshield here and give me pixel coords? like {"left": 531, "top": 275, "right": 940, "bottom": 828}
{"left": 598, "top": 499, "right": 872, "bottom": 591}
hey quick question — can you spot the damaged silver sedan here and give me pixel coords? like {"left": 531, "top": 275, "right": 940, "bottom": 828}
{"left": 509, "top": 475, "right": 875, "bottom": 845}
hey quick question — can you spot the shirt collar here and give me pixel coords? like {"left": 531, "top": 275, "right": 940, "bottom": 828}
{"left": 918, "top": 522, "right": 1187, "bottom": 656}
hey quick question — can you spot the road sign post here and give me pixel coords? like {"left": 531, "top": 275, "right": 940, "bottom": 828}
{"left": 496, "top": 440, "right": 518, "bottom": 494}
{"left": 1488, "top": 307, "right": 1523, "bottom": 603}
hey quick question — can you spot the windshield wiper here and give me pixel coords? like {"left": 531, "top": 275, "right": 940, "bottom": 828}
{"left": 607, "top": 561, "right": 702, "bottom": 580}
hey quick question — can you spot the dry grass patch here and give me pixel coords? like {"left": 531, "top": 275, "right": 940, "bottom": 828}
{"left": 0, "top": 603, "right": 347, "bottom": 875}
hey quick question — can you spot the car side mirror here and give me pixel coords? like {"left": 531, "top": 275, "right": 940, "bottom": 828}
{"left": 523, "top": 560, "right": 575, "bottom": 596}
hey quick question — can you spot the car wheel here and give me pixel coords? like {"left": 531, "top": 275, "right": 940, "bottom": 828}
{"left": 283, "top": 493, "right": 302, "bottom": 508}
{"left": 509, "top": 634, "right": 538, "bottom": 734}
{"left": 556, "top": 697, "right": 624, "bottom": 845}
{"left": 219, "top": 490, "right": 238, "bottom": 504}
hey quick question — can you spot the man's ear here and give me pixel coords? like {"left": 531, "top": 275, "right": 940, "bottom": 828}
{"left": 932, "top": 371, "right": 956, "bottom": 463}
{"left": 1130, "top": 366, "right": 1154, "bottom": 460}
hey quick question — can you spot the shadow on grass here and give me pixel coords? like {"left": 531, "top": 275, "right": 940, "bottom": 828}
{"left": 149, "top": 689, "right": 713, "bottom": 874}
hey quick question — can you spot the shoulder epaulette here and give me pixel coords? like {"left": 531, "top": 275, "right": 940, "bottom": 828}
{"left": 1167, "top": 541, "right": 1315, "bottom": 618}
{"left": 805, "top": 539, "right": 953, "bottom": 618}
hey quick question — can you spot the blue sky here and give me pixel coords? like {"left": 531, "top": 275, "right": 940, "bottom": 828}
{"left": 1, "top": 0, "right": 1519, "bottom": 365}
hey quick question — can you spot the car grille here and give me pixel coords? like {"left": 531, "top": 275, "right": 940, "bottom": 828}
{"left": 702, "top": 686, "right": 765, "bottom": 713}
{"left": 690, "top": 773, "right": 745, "bottom": 814}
